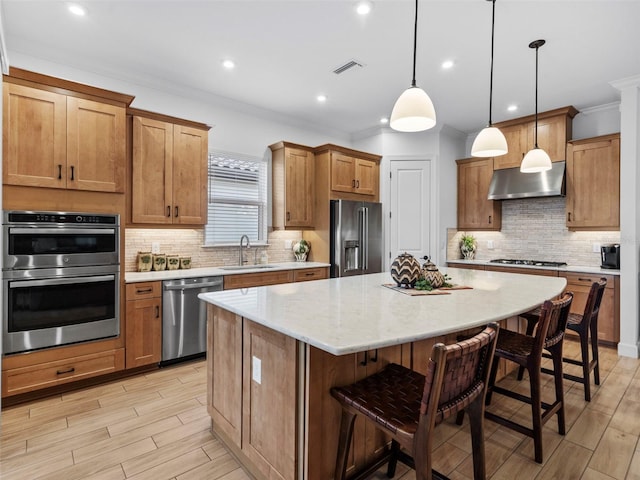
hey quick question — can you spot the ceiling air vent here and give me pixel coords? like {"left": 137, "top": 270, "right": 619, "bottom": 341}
{"left": 333, "top": 59, "right": 363, "bottom": 75}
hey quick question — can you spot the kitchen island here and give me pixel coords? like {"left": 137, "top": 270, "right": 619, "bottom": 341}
{"left": 199, "top": 267, "right": 566, "bottom": 480}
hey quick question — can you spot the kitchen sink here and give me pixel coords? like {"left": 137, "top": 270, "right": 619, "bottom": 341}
{"left": 219, "top": 265, "right": 276, "bottom": 271}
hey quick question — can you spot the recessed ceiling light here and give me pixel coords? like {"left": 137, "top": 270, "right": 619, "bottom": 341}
{"left": 441, "top": 60, "right": 455, "bottom": 70}
{"left": 222, "top": 59, "right": 235, "bottom": 70}
{"left": 317, "top": 94, "right": 327, "bottom": 103}
{"left": 356, "top": 1, "right": 373, "bottom": 15}
{"left": 67, "top": 3, "right": 87, "bottom": 16}
{"left": 507, "top": 104, "right": 518, "bottom": 112}
{"left": 380, "top": 117, "right": 389, "bottom": 124}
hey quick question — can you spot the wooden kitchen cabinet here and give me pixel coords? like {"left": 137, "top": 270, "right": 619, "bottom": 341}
{"left": 3, "top": 73, "right": 129, "bottom": 192}
{"left": 492, "top": 106, "right": 578, "bottom": 170}
{"left": 314, "top": 144, "right": 381, "bottom": 200}
{"left": 269, "top": 141, "right": 315, "bottom": 229}
{"left": 207, "top": 305, "right": 243, "bottom": 448}
{"left": 456, "top": 157, "right": 502, "bottom": 230}
{"left": 207, "top": 305, "right": 298, "bottom": 480}
{"left": 566, "top": 133, "right": 620, "bottom": 230}
{"left": 130, "top": 110, "right": 209, "bottom": 225}
{"left": 330, "top": 152, "right": 378, "bottom": 196}
{"left": 125, "top": 281, "right": 162, "bottom": 368}
{"left": 560, "top": 272, "right": 619, "bottom": 345}
{"left": 223, "top": 266, "right": 329, "bottom": 290}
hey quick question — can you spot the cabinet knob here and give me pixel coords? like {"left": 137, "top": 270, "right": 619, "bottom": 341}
{"left": 488, "top": 215, "right": 492, "bottom": 224}
{"left": 356, "top": 180, "right": 360, "bottom": 188}
{"left": 567, "top": 212, "right": 572, "bottom": 222}
{"left": 56, "top": 367, "right": 75, "bottom": 375}
{"left": 167, "top": 206, "right": 171, "bottom": 217}
{"left": 136, "top": 288, "right": 153, "bottom": 294}
{"left": 175, "top": 206, "right": 179, "bottom": 218}
{"left": 70, "top": 165, "right": 75, "bottom": 181}
{"left": 58, "top": 164, "right": 62, "bottom": 180}
{"left": 352, "top": 179, "right": 356, "bottom": 187}
{"left": 155, "top": 305, "right": 160, "bottom": 318}
{"left": 286, "top": 212, "right": 290, "bottom": 221}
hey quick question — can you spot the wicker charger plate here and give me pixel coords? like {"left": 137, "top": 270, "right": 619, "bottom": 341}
{"left": 382, "top": 284, "right": 473, "bottom": 296}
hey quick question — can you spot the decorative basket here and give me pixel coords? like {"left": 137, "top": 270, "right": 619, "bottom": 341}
{"left": 166, "top": 255, "right": 180, "bottom": 270}
{"left": 390, "top": 252, "right": 421, "bottom": 288}
{"left": 152, "top": 253, "right": 166, "bottom": 271}
{"left": 420, "top": 256, "right": 445, "bottom": 288}
{"left": 137, "top": 251, "right": 153, "bottom": 272}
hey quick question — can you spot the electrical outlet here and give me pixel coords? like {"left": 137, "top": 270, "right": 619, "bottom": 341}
{"left": 592, "top": 242, "right": 601, "bottom": 253}
{"left": 487, "top": 240, "right": 495, "bottom": 250}
{"left": 284, "top": 239, "right": 293, "bottom": 250}
{"left": 151, "top": 242, "right": 160, "bottom": 254}
{"left": 252, "top": 356, "right": 262, "bottom": 384}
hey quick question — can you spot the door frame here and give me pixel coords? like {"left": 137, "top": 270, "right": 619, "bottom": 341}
{"left": 381, "top": 155, "right": 439, "bottom": 270}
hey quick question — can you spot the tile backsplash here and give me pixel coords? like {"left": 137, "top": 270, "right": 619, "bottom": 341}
{"left": 125, "top": 228, "right": 305, "bottom": 272}
{"left": 447, "top": 197, "right": 620, "bottom": 267}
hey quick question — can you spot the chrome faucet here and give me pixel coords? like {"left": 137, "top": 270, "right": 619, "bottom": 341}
{"left": 239, "top": 235, "right": 251, "bottom": 265}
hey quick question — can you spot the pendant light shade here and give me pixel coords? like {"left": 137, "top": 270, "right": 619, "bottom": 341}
{"left": 521, "top": 39, "right": 552, "bottom": 173}
{"left": 521, "top": 148, "right": 552, "bottom": 173}
{"left": 471, "top": 126, "right": 508, "bottom": 157}
{"left": 390, "top": 86, "right": 436, "bottom": 132}
{"left": 471, "top": 0, "right": 508, "bottom": 157}
{"left": 390, "top": 0, "right": 436, "bottom": 132}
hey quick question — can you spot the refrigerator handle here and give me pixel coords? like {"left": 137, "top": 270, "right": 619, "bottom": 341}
{"left": 362, "top": 207, "right": 369, "bottom": 271}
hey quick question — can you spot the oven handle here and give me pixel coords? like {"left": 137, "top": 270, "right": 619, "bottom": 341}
{"left": 9, "top": 275, "right": 115, "bottom": 288}
{"left": 9, "top": 227, "right": 117, "bottom": 235}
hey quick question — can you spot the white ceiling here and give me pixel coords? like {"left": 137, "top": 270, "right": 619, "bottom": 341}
{"left": 2, "top": 0, "right": 640, "bottom": 136}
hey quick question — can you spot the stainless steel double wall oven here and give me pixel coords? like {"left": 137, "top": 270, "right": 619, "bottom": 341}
{"left": 2, "top": 211, "right": 120, "bottom": 354}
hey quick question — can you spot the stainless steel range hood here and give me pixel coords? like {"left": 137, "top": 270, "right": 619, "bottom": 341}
{"left": 487, "top": 161, "right": 565, "bottom": 200}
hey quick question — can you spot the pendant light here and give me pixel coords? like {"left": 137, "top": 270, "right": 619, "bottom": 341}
{"left": 520, "top": 39, "right": 552, "bottom": 173}
{"left": 471, "top": 0, "right": 508, "bottom": 157}
{"left": 390, "top": 0, "right": 436, "bottom": 132}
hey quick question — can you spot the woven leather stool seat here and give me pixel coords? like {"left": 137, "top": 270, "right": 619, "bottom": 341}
{"left": 330, "top": 324, "right": 499, "bottom": 480}
{"left": 484, "top": 293, "right": 573, "bottom": 464}
{"left": 518, "top": 278, "right": 606, "bottom": 401}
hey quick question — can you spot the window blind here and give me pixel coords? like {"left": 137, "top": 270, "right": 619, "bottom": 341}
{"left": 205, "top": 151, "right": 267, "bottom": 245}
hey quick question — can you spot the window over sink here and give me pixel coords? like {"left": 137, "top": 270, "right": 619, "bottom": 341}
{"left": 205, "top": 151, "right": 268, "bottom": 245}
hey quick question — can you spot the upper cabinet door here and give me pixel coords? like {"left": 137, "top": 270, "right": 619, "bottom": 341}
{"left": 354, "top": 159, "right": 376, "bottom": 196}
{"left": 456, "top": 157, "right": 501, "bottom": 231}
{"left": 3, "top": 83, "right": 67, "bottom": 188}
{"left": 284, "top": 147, "right": 315, "bottom": 228}
{"left": 492, "top": 124, "right": 526, "bottom": 170}
{"left": 67, "top": 97, "right": 126, "bottom": 192}
{"left": 131, "top": 116, "right": 174, "bottom": 224}
{"left": 566, "top": 134, "right": 620, "bottom": 230}
{"left": 172, "top": 125, "right": 208, "bottom": 225}
{"left": 525, "top": 114, "right": 568, "bottom": 163}
{"left": 330, "top": 153, "right": 356, "bottom": 193}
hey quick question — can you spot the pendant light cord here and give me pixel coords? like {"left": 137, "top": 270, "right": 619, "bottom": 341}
{"left": 534, "top": 43, "right": 539, "bottom": 148}
{"left": 411, "top": 0, "right": 418, "bottom": 87}
{"left": 488, "top": 0, "right": 496, "bottom": 126}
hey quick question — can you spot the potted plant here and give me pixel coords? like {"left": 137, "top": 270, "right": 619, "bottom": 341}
{"left": 460, "top": 233, "right": 477, "bottom": 260}
{"left": 292, "top": 239, "right": 310, "bottom": 261}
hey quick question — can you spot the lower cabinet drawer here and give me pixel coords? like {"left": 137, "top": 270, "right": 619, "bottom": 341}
{"left": 2, "top": 348, "right": 125, "bottom": 397}
{"left": 293, "top": 267, "right": 329, "bottom": 282}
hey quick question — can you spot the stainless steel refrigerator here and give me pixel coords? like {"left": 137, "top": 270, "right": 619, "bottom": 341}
{"left": 330, "top": 199, "right": 383, "bottom": 277}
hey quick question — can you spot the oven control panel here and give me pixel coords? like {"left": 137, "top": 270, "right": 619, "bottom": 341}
{"left": 5, "top": 211, "right": 119, "bottom": 226}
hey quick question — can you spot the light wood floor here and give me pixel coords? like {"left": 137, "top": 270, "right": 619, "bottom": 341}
{"left": 1, "top": 339, "right": 639, "bottom": 480}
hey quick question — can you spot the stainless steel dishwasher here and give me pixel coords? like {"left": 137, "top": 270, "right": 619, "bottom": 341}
{"left": 162, "top": 276, "right": 223, "bottom": 363}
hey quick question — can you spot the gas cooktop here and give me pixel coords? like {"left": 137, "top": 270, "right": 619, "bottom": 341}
{"left": 490, "top": 259, "right": 568, "bottom": 267}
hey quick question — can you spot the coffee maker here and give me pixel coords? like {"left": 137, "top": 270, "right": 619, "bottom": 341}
{"left": 601, "top": 244, "right": 620, "bottom": 269}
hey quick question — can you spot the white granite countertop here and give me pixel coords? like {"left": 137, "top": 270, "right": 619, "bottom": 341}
{"left": 199, "top": 267, "right": 567, "bottom": 356}
{"left": 125, "top": 262, "right": 331, "bottom": 283}
{"left": 446, "top": 259, "right": 620, "bottom": 276}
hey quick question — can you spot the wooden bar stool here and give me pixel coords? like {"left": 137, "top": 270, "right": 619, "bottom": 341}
{"left": 519, "top": 278, "right": 606, "bottom": 401}
{"left": 484, "top": 293, "right": 573, "bottom": 464}
{"left": 330, "top": 323, "right": 499, "bottom": 480}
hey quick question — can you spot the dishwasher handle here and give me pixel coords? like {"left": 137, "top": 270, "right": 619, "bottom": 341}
{"left": 164, "top": 281, "right": 223, "bottom": 291}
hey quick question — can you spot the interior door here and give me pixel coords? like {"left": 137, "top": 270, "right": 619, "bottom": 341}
{"left": 389, "top": 160, "right": 431, "bottom": 266}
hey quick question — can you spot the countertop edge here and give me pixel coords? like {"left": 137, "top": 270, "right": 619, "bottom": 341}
{"left": 446, "top": 260, "right": 620, "bottom": 276}
{"left": 125, "top": 262, "right": 331, "bottom": 283}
